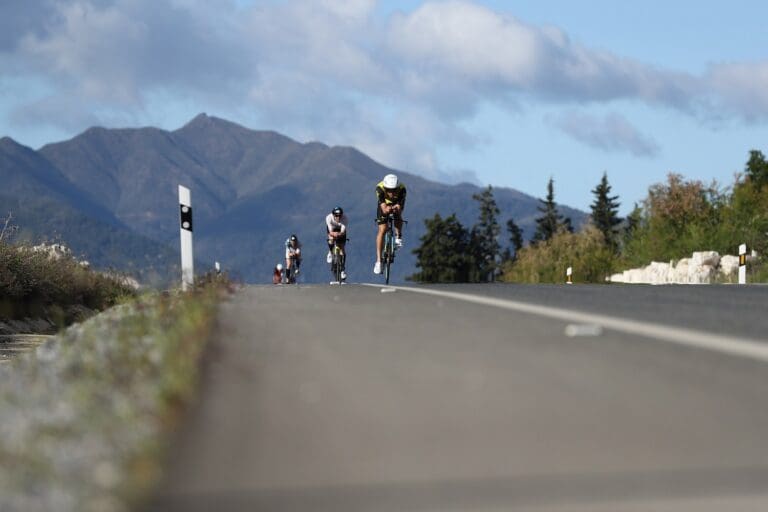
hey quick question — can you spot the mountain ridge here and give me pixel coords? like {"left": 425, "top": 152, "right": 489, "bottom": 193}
{"left": 5, "top": 114, "right": 587, "bottom": 283}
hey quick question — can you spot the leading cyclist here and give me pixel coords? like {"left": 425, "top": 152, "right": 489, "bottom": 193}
{"left": 374, "top": 173, "right": 406, "bottom": 275}
{"left": 326, "top": 206, "right": 348, "bottom": 281}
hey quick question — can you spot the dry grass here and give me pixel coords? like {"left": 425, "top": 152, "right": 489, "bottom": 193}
{"left": 0, "top": 241, "right": 135, "bottom": 328}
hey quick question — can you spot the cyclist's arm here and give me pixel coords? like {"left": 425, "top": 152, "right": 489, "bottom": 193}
{"left": 400, "top": 187, "right": 407, "bottom": 210}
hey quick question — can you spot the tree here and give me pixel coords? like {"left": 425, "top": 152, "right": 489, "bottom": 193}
{"left": 532, "top": 178, "right": 572, "bottom": 244}
{"left": 590, "top": 172, "right": 622, "bottom": 249}
{"left": 621, "top": 173, "right": 725, "bottom": 266}
{"left": 410, "top": 213, "right": 473, "bottom": 283}
{"left": 501, "top": 218, "right": 524, "bottom": 263}
{"left": 471, "top": 186, "right": 501, "bottom": 282}
{"left": 745, "top": 150, "right": 768, "bottom": 189}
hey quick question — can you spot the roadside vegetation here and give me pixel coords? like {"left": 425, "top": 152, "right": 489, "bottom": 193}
{"left": 411, "top": 150, "right": 768, "bottom": 283}
{"left": 0, "top": 215, "right": 234, "bottom": 510}
{"left": 0, "top": 276, "right": 232, "bottom": 512}
{"left": 0, "top": 225, "right": 135, "bottom": 330}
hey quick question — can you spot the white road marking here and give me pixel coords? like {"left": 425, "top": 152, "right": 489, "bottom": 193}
{"left": 362, "top": 284, "right": 768, "bottom": 363}
{"left": 565, "top": 324, "right": 603, "bottom": 337}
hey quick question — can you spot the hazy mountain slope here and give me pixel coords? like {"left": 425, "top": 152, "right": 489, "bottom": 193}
{"left": 0, "top": 137, "right": 119, "bottom": 223}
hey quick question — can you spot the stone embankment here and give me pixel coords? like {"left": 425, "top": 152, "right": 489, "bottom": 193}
{"left": 609, "top": 251, "right": 742, "bottom": 284}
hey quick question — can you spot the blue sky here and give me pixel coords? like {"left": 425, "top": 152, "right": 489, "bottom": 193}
{"left": 3, "top": 0, "right": 768, "bottom": 215}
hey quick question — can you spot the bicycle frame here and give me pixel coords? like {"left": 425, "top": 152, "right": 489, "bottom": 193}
{"left": 329, "top": 238, "right": 346, "bottom": 284}
{"left": 380, "top": 214, "right": 407, "bottom": 285}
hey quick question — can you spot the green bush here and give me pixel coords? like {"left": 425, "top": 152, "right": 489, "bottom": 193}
{"left": 502, "top": 225, "right": 617, "bottom": 283}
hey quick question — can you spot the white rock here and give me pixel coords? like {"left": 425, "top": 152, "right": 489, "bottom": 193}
{"left": 611, "top": 250, "right": 737, "bottom": 285}
{"left": 719, "top": 255, "right": 740, "bottom": 279}
{"left": 691, "top": 251, "right": 720, "bottom": 267}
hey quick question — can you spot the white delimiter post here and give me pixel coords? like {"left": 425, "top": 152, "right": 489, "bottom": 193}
{"left": 739, "top": 243, "right": 747, "bottom": 285}
{"left": 179, "top": 185, "right": 194, "bottom": 291}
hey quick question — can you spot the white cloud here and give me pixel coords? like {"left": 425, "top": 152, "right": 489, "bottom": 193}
{"left": 386, "top": 1, "right": 699, "bottom": 111}
{"left": 16, "top": 0, "right": 251, "bottom": 106}
{"left": 2, "top": 0, "right": 768, "bottom": 181}
{"left": 551, "top": 111, "right": 660, "bottom": 158}
{"left": 706, "top": 62, "right": 768, "bottom": 122}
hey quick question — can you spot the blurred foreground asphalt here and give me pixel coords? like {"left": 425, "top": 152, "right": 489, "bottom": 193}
{"left": 149, "top": 283, "right": 768, "bottom": 511}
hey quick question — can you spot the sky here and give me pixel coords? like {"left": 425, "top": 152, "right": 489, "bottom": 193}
{"left": 2, "top": 0, "right": 768, "bottom": 215}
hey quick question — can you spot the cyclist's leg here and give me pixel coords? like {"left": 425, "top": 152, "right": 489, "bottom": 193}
{"left": 395, "top": 214, "right": 404, "bottom": 238}
{"left": 284, "top": 247, "right": 291, "bottom": 272}
{"left": 376, "top": 223, "right": 387, "bottom": 260}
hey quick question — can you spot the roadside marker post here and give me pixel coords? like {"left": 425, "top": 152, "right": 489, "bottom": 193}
{"left": 179, "top": 185, "right": 194, "bottom": 291}
{"left": 566, "top": 266, "right": 573, "bottom": 284}
{"left": 738, "top": 243, "right": 747, "bottom": 285}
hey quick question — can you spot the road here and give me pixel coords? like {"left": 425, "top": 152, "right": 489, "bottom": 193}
{"left": 149, "top": 283, "right": 768, "bottom": 511}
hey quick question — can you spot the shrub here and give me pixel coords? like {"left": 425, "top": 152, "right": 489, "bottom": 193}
{"left": 0, "top": 241, "right": 135, "bottom": 325}
{"left": 503, "top": 225, "right": 617, "bottom": 283}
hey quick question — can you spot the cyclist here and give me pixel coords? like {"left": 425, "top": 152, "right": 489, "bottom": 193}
{"left": 284, "top": 234, "right": 302, "bottom": 282}
{"left": 272, "top": 263, "right": 283, "bottom": 284}
{"left": 374, "top": 173, "right": 406, "bottom": 274}
{"left": 325, "top": 206, "right": 348, "bottom": 281}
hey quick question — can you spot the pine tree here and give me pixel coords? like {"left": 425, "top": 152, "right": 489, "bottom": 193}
{"left": 410, "top": 213, "right": 472, "bottom": 283}
{"left": 590, "top": 172, "right": 622, "bottom": 249}
{"left": 532, "top": 178, "right": 571, "bottom": 243}
{"left": 501, "top": 218, "right": 524, "bottom": 262}
{"left": 745, "top": 150, "right": 768, "bottom": 188}
{"left": 471, "top": 185, "right": 501, "bottom": 282}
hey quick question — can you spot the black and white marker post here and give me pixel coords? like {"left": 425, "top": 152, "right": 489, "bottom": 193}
{"left": 739, "top": 243, "right": 747, "bottom": 285}
{"left": 179, "top": 185, "right": 194, "bottom": 291}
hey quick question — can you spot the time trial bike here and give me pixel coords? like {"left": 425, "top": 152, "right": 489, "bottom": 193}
{"left": 329, "top": 238, "right": 347, "bottom": 285}
{"left": 380, "top": 213, "right": 407, "bottom": 285}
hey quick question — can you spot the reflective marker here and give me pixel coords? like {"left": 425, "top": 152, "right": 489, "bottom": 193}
{"left": 179, "top": 185, "right": 194, "bottom": 291}
{"left": 739, "top": 243, "right": 747, "bottom": 285}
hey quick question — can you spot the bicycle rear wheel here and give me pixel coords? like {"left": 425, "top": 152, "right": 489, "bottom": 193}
{"left": 382, "top": 232, "right": 392, "bottom": 284}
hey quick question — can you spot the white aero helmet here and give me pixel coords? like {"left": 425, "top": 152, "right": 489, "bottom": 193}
{"left": 276, "top": 263, "right": 283, "bottom": 271}
{"left": 382, "top": 174, "right": 399, "bottom": 189}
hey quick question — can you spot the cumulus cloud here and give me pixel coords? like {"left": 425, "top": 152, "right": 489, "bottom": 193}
{"left": 551, "top": 111, "right": 660, "bottom": 158}
{"left": 16, "top": 0, "right": 250, "bottom": 105}
{"left": 385, "top": 1, "right": 701, "bottom": 111}
{"left": 2, "top": 0, "right": 768, "bottom": 181}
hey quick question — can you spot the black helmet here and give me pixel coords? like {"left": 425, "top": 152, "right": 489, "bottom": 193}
{"left": 332, "top": 206, "right": 343, "bottom": 216}
{"left": 290, "top": 234, "right": 298, "bottom": 242}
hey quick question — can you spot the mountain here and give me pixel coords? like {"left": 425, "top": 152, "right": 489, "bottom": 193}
{"left": 0, "top": 136, "right": 118, "bottom": 222}
{"left": 4, "top": 115, "right": 586, "bottom": 284}
{"left": 0, "top": 137, "right": 179, "bottom": 284}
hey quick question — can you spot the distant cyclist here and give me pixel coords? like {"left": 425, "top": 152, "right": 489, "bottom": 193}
{"left": 284, "top": 234, "right": 302, "bottom": 282}
{"left": 272, "top": 263, "right": 283, "bottom": 284}
{"left": 326, "top": 206, "right": 348, "bottom": 281}
{"left": 374, "top": 173, "right": 406, "bottom": 274}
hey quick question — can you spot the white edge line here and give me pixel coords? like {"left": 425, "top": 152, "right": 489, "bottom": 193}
{"left": 362, "top": 283, "right": 768, "bottom": 363}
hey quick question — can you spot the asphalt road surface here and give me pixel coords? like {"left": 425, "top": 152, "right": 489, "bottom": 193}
{"left": 150, "top": 283, "right": 768, "bottom": 511}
